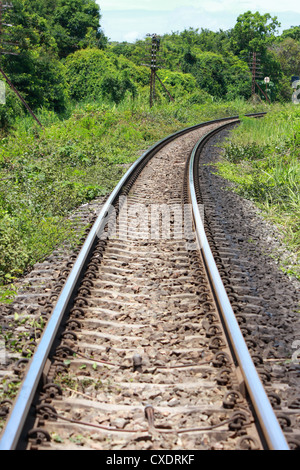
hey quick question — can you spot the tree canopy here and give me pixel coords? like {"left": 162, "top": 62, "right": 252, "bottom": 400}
{"left": 11, "top": 0, "right": 106, "bottom": 57}
{"left": 0, "top": 0, "right": 106, "bottom": 111}
{"left": 0, "top": 4, "right": 299, "bottom": 116}
{"left": 230, "top": 11, "right": 281, "bottom": 56}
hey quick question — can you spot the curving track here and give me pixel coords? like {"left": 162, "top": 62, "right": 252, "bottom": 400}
{"left": 0, "top": 115, "right": 293, "bottom": 450}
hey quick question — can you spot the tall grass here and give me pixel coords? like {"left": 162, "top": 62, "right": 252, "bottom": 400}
{"left": 0, "top": 96, "right": 268, "bottom": 300}
{"left": 216, "top": 103, "right": 300, "bottom": 279}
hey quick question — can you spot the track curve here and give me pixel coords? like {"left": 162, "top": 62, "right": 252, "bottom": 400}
{"left": 1, "top": 114, "right": 290, "bottom": 451}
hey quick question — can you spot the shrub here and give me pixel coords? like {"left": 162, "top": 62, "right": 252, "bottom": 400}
{"left": 64, "top": 48, "right": 138, "bottom": 103}
{"left": 100, "top": 73, "right": 137, "bottom": 104}
{"left": 0, "top": 88, "right": 24, "bottom": 132}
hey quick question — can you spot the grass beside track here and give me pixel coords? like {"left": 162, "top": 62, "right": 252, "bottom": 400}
{"left": 0, "top": 97, "right": 283, "bottom": 302}
{"left": 215, "top": 104, "right": 300, "bottom": 280}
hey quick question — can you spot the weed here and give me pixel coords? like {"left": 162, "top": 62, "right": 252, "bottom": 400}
{"left": 0, "top": 98, "right": 266, "bottom": 296}
{"left": 216, "top": 104, "right": 300, "bottom": 279}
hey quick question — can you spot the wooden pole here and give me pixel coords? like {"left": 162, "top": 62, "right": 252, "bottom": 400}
{"left": 155, "top": 72, "right": 174, "bottom": 102}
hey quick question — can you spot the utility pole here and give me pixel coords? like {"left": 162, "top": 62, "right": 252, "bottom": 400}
{"left": 149, "top": 34, "right": 158, "bottom": 108}
{"left": 0, "top": 1, "right": 43, "bottom": 127}
{"left": 250, "top": 51, "right": 257, "bottom": 97}
{"left": 249, "top": 51, "right": 270, "bottom": 103}
{"left": 143, "top": 34, "right": 174, "bottom": 108}
{"left": 249, "top": 51, "right": 263, "bottom": 96}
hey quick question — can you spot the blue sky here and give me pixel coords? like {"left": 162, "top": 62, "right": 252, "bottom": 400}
{"left": 97, "top": 0, "right": 300, "bottom": 43}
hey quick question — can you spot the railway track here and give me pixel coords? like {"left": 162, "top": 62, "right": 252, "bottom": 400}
{"left": 0, "top": 115, "right": 294, "bottom": 451}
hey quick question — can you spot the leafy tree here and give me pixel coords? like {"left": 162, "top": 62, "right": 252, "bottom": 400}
{"left": 100, "top": 73, "right": 137, "bottom": 104}
{"left": 185, "top": 52, "right": 227, "bottom": 97}
{"left": 155, "top": 69, "right": 197, "bottom": 99}
{"left": 64, "top": 49, "right": 115, "bottom": 101}
{"left": 178, "top": 28, "right": 231, "bottom": 54}
{"left": 0, "top": 0, "right": 107, "bottom": 112}
{"left": 50, "top": 0, "right": 106, "bottom": 57}
{"left": 64, "top": 48, "right": 139, "bottom": 103}
{"left": 267, "top": 37, "right": 300, "bottom": 101}
{"left": 223, "top": 55, "right": 252, "bottom": 100}
{"left": 281, "top": 26, "right": 300, "bottom": 42}
{"left": 271, "top": 38, "right": 300, "bottom": 77}
{"left": 116, "top": 56, "right": 149, "bottom": 87}
{"left": 110, "top": 42, "right": 135, "bottom": 59}
{"left": 230, "top": 11, "right": 280, "bottom": 56}
{"left": 1, "top": 1, "right": 69, "bottom": 111}
{"left": 17, "top": 0, "right": 106, "bottom": 57}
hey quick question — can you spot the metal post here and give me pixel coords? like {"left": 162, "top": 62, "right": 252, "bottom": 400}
{"left": 0, "top": 2, "right": 2, "bottom": 40}
{"left": 143, "top": 34, "right": 174, "bottom": 107}
{"left": 251, "top": 52, "right": 256, "bottom": 96}
{"left": 255, "top": 79, "right": 271, "bottom": 104}
{"left": 150, "top": 35, "right": 158, "bottom": 107}
{"left": 155, "top": 72, "right": 174, "bottom": 102}
{"left": 150, "top": 68, "right": 154, "bottom": 108}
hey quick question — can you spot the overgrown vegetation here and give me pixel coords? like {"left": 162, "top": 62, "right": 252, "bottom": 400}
{"left": 215, "top": 106, "right": 300, "bottom": 279}
{"left": 1, "top": 5, "right": 300, "bottom": 119}
{"left": 0, "top": 1, "right": 299, "bottom": 296}
{"left": 110, "top": 13, "right": 300, "bottom": 103}
{"left": 0, "top": 97, "right": 267, "bottom": 297}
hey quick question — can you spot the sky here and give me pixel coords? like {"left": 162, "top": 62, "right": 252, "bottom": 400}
{"left": 97, "top": 0, "right": 300, "bottom": 43}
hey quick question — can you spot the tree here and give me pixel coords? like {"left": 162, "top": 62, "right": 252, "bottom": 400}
{"left": 230, "top": 11, "right": 280, "bottom": 56}
{"left": 183, "top": 51, "right": 227, "bottom": 97}
{"left": 51, "top": 0, "right": 105, "bottom": 57}
{"left": 1, "top": 0, "right": 69, "bottom": 111}
{"left": 281, "top": 26, "right": 300, "bottom": 42}
{"left": 10, "top": 0, "right": 106, "bottom": 57}
{"left": 272, "top": 38, "right": 300, "bottom": 77}
{"left": 64, "top": 49, "right": 140, "bottom": 103}
{"left": 0, "top": 0, "right": 107, "bottom": 112}
{"left": 100, "top": 73, "right": 137, "bottom": 104}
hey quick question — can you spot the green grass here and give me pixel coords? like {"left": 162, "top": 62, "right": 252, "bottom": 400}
{"left": 0, "top": 96, "right": 267, "bottom": 300}
{"left": 215, "top": 104, "right": 300, "bottom": 279}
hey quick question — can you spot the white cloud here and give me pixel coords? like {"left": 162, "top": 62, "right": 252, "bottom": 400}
{"left": 100, "top": 7, "right": 232, "bottom": 42}
{"left": 98, "top": 2, "right": 300, "bottom": 42}
{"left": 98, "top": 0, "right": 300, "bottom": 14}
{"left": 236, "top": 1, "right": 300, "bottom": 14}
{"left": 124, "top": 30, "right": 141, "bottom": 42}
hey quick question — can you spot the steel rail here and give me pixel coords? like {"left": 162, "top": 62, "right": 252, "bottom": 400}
{"left": 188, "top": 125, "right": 290, "bottom": 451}
{"left": 0, "top": 113, "right": 265, "bottom": 450}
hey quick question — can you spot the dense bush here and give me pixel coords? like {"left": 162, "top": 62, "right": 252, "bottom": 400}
{"left": 100, "top": 73, "right": 137, "bottom": 104}
{"left": 0, "top": 88, "right": 24, "bottom": 132}
{"left": 64, "top": 49, "right": 143, "bottom": 103}
{"left": 64, "top": 49, "right": 116, "bottom": 101}
{"left": 216, "top": 106, "right": 300, "bottom": 278}
{"left": 186, "top": 90, "right": 213, "bottom": 105}
{"left": 0, "top": 98, "right": 265, "bottom": 289}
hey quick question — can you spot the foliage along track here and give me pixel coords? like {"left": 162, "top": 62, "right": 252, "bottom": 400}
{"left": 195, "top": 128, "right": 300, "bottom": 450}
{"left": 0, "top": 116, "right": 294, "bottom": 450}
